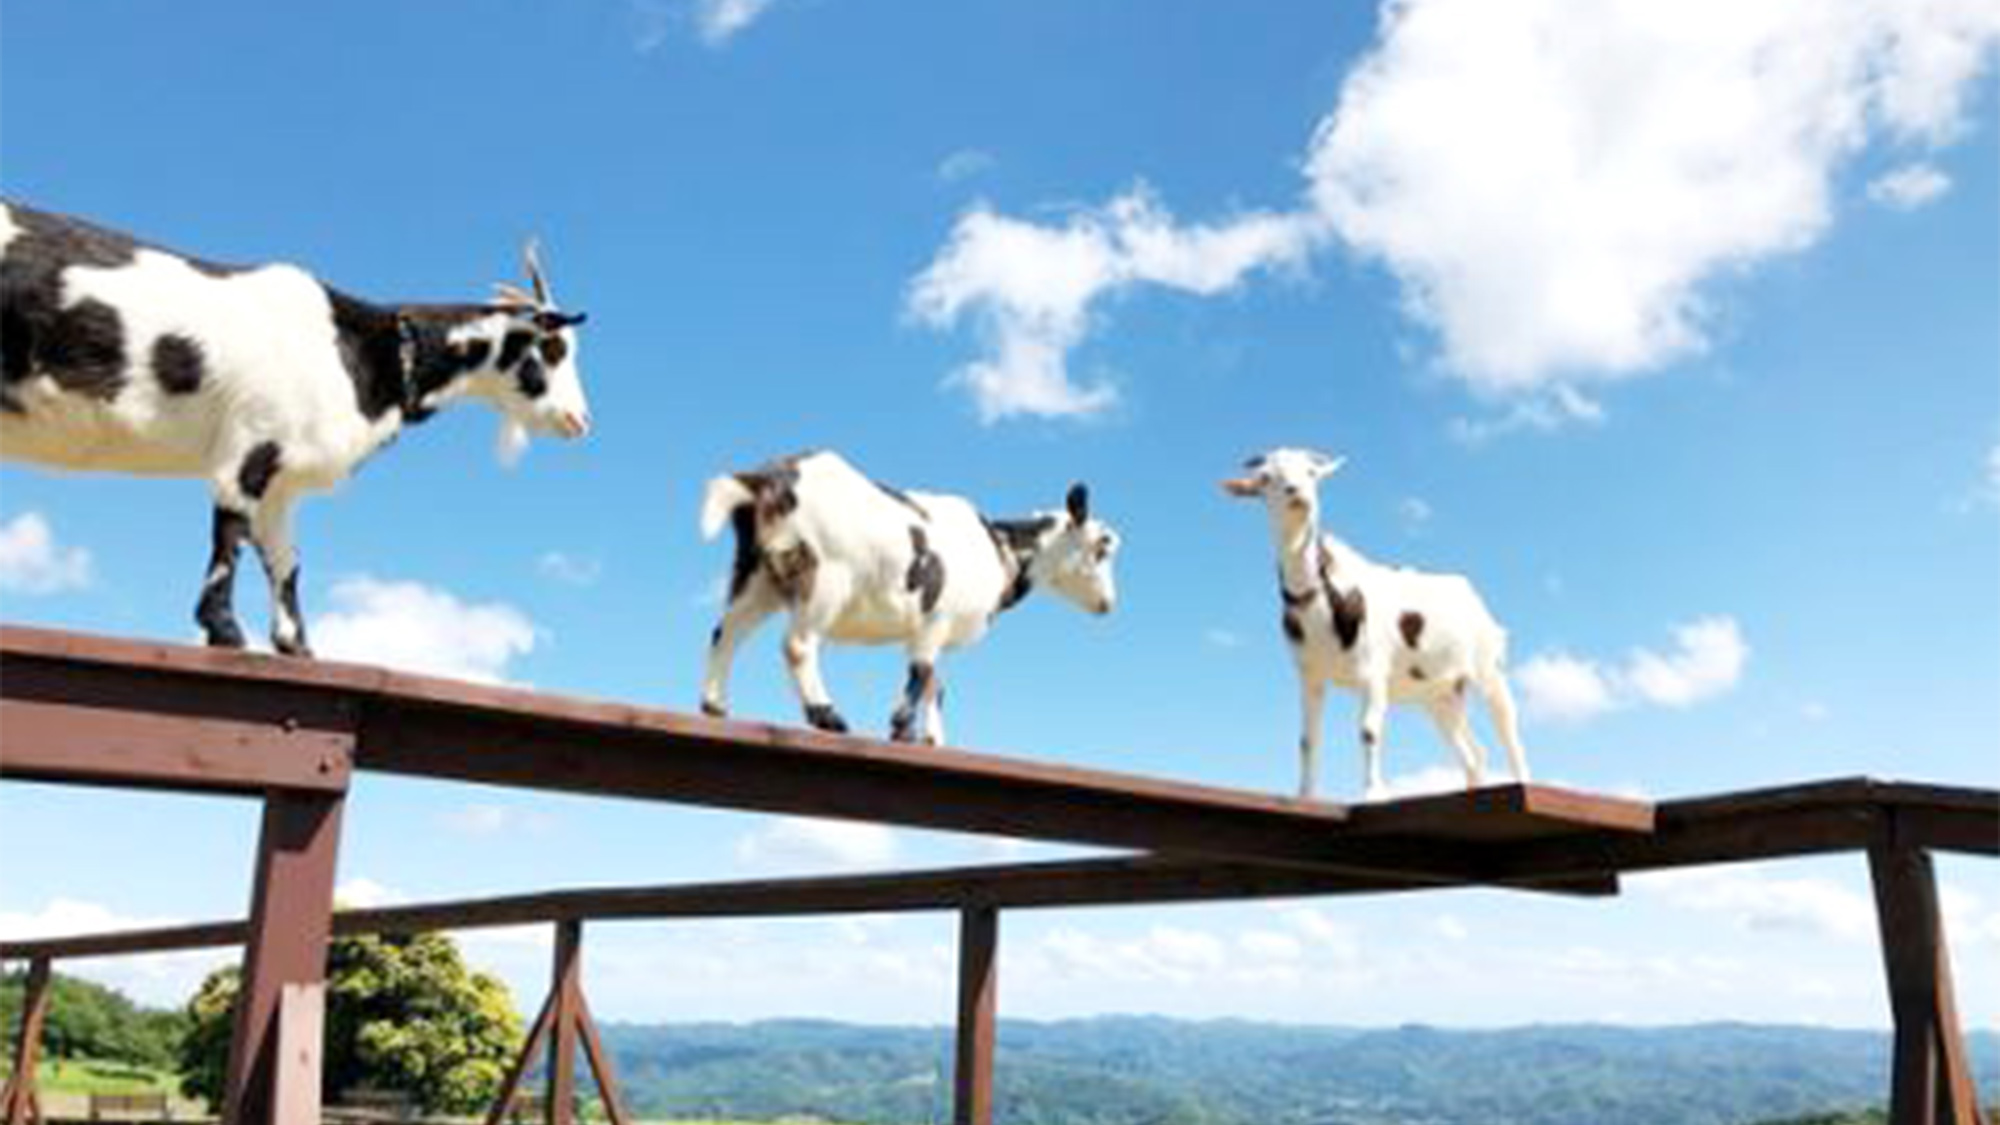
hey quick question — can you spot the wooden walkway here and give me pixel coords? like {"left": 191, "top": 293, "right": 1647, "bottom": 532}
{"left": 1, "top": 625, "right": 1993, "bottom": 1125}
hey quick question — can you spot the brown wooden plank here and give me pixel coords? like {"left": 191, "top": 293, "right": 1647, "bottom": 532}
{"left": 221, "top": 791, "right": 345, "bottom": 1125}
{"left": 0, "top": 655, "right": 354, "bottom": 795}
{"left": 574, "top": 993, "right": 630, "bottom": 1125}
{"left": 271, "top": 984, "right": 324, "bottom": 1125}
{"left": 482, "top": 979, "right": 559, "bottom": 1125}
{"left": 0, "top": 856, "right": 1616, "bottom": 962}
{"left": 546, "top": 920, "right": 581, "bottom": 1125}
{"left": 954, "top": 906, "right": 998, "bottom": 1125}
{"left": 1869, "top": 842, "right": 1988, "bottom": 1125}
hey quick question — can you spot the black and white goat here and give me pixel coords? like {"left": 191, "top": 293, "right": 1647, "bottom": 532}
{"left": 1224, "top": 449, "right": 1529, "bottom": 801}
{"left": 698, "top": 450, "right": 1120, "bottom": 744}
{"left": 0, "top": 201, "right": 590, "bottom": 656}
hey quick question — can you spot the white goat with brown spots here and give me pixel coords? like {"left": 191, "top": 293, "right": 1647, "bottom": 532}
{"left": 1224, "top": 449, "right": 1529, "bottom": 801}
{"left": 698, "top": 450, "right": 1120, "bottom": 744}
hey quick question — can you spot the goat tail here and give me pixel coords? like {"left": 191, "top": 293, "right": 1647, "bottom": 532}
{"left": 700, "top": 475, "right": 755, "bottom": 541}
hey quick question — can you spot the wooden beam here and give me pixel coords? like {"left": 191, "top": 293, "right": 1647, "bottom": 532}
{"left": 546, "top": 920, "right": 581, "bottom": 1125}
{"left": 483, "top": 979, "right": 559, "bottom": 1125}
{"left": 1870, "top": 842, "right": 1986, "bottom": 1125}
{"left": 574, "top": 993, "right": 630, "bottom": 1125}
{"left": 1, "top": 957, "right": 49, "bottom": 1125}
{"left": 271, "top": 984, "right": 324, "bottom": 1125}
{"left": 0, "top": 645, "right": 353, "bottom": 796}
{"left": 221, "top": 791, "right": 345, "bottom": 1125}
{"left": 0, "top": 855, "right": 1615, "bottom": 963}
{"left": 954, "top": 906, "right": 998, "bottom": 1125}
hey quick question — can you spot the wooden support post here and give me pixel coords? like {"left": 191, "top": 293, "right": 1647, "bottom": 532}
{"left": 2, "top": 957, "right": 51, "bottom": 1125}
{"left": 546, "top": 920, "right": 582, "bottom": 1125}
{"left": 954, "top": 906, "right": 998, "bottom": 1125}
{"left": 221, "top": 791, "right": 345, "bottom": 1125}
{"left": 1870, "top": 842, "right": 1987, "bottom": 1125}
{"left": 575, "top": 994, "right": 631, "bottom": 1125}
{"left": 482, "top": 983, "right": 558, "bottom": 1125}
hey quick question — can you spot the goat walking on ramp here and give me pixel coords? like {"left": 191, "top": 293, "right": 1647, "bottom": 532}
{"left": 0, "top": 201, "right": 591, "bottom": 656}
{"left": 1224, "top": 448, "right": 1529, "bottom": 801}
{"left": 699, "top": 450, "right": 1120, "bottom": 745}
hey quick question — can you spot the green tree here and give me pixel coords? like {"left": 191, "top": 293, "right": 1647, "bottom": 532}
{"left": 0, "top": 969, "right": 186, "bottom": 1071}
{"left": 177, "top": 932, "right": 522, "bottom": 1114}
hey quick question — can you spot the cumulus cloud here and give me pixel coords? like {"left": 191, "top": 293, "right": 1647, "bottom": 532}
{"left": 0, "top": 899, "right": 230, "bottom": 1007}
{"left": 1867, "top": 162, "right": 1953, "bottom": 209}
{"left": 312, "top": 576, "right": 538, "bottom": 684}
{"left": 1310, "top": 0, "right": 1999, "bottom": 389}
{"left": 912, "top": 0, "right": 2000, "bottom": 421}
{"left": 907, "top": 188, "right": 1320, "bottom": 421}
{"left": 1517, "top": 616, "right": 1748, "bottom": 723}
{"left": 736, "top": 815, "right": 900, "bottom": 872}
{"left": 0, "top": 511, "right": 93, "bottom": 595}
{"left": 333, "top": 877, "right": 405, "bottom": 909}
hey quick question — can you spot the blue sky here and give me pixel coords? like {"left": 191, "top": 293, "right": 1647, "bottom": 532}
{"left": 2, "top": 0, "right": 1997, "bottom": 1031}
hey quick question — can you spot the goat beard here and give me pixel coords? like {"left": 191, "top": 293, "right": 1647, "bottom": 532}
{"left": 496, "top": 418, "right": 530, "bottom": 467}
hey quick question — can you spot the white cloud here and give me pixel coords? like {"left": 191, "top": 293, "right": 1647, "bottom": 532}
{"left": 333, "top": 877, "right": 405, "bottom": 910}
{"left": 1382, "top": 765, "right": 1468, "bottom": 799}
{"left": 1203, "top": 627, "right": 1244, "bottom": 650}
{"left": 1311, "top": 0, "right": 2000, "bottom": 391}
{"left": 937, "top": 148, "right": 997, "bottom": 183}
{"left": 912, "top": 0, "right": 1999, "bottom": 421}
{"left": 1639, "top": 869, "right": 1875, "bottom": 942}
{"left": 312, "top": 576, "right": 538, "bottom": 684}
{"left": 0, "top": 899, "right": 231, "bottom": 1007}
{"left": 1518, "top": 616, "right": 1748, "bottom": 723}
{"left": 0, "top": 511, "right": 92, "bottom": 595}
{"left": 1449, "top": 386, "right": 1607, "bottom": 445}
{"left": 536, "top": 551, "right": 602, "bottom": 587}
{"left": 1868, "top": 162, "right": 1953, "bottom": 209}
{"left": 736, "top": 815, "right": 900, "bottom": 872}
{"left": 908, "top": 187, "right": 1319, "bottom": 421}
{"left": 1516, "top": 652, "right": 1620, "bottom": 723}
{"left": 1396, "top": 497, "right": 1434, "bottom": 535}
{"left": 693, "top": 0, "right": 778, "bottom": 46}
{"left": 1622, "top": 617, "right": 1749, "bottom": 707}
{"left": 1433, "top": 914, "right": 1470, "bottom": 942}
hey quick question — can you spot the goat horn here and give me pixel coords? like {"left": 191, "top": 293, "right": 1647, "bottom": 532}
{"left": 524, "top": 238, "right": 551, "bottom": 307}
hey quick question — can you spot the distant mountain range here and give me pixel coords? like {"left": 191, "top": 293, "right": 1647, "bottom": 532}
{"left": 598, "top": 1017, "right": 1999, "bottom": 1125}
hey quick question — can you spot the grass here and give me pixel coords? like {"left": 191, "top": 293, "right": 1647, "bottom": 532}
{"left": 15, "top": 1057, "right": 179, "bottom": 1095}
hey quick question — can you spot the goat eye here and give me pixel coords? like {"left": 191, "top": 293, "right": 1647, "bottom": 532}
{"left": 538, "top": 335, "right": 569, "bottom": 367}
{"left": 517, "top": 358, "right": 548, "bottom": 398}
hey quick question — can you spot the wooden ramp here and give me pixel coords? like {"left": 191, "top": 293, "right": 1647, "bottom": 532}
{"left": 1, "top": 624, "right": 1993, "bottom": 1125}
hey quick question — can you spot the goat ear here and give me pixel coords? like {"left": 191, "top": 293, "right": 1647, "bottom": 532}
{"left": 1308, "top": 453, "right": 1346, "bottom": 479}
{"left": 1221, "top": 477, "right": 1263, "bottom": 498}
{"left": 1065, "top": 482, "right": 1090, "bottom": 525}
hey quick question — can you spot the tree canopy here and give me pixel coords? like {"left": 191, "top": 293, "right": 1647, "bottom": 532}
{"left": 0, "top": 968, "right": 184, "bottom": 1071}
{"left": 178, "top": 932, "right": 521, "bottom": 1114}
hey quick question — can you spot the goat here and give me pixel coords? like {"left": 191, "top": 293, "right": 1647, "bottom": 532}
{"left": 698, "top": 450, "right": 1120, "bottom": 744}
{"left": 0, "top": 200, "right": 591, "bottom": 656}
{"left": 1223, "top": 448, "right": 1529, "bottom": 801}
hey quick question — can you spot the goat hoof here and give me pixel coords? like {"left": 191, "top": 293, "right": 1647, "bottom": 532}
{"left": 274, "top": 636, "right": 314, "bottom": 659}
{"left": 804, "top": 704, "right": 849, "bottom": 734}
{"left": 699, "top": 699, "right": 728, "bottom": 719}
{"left": 202, "top": 622, "right": 247, "bottom": 649}
{"left": 889, "top": 711, "right": 918, "bottom": 743}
